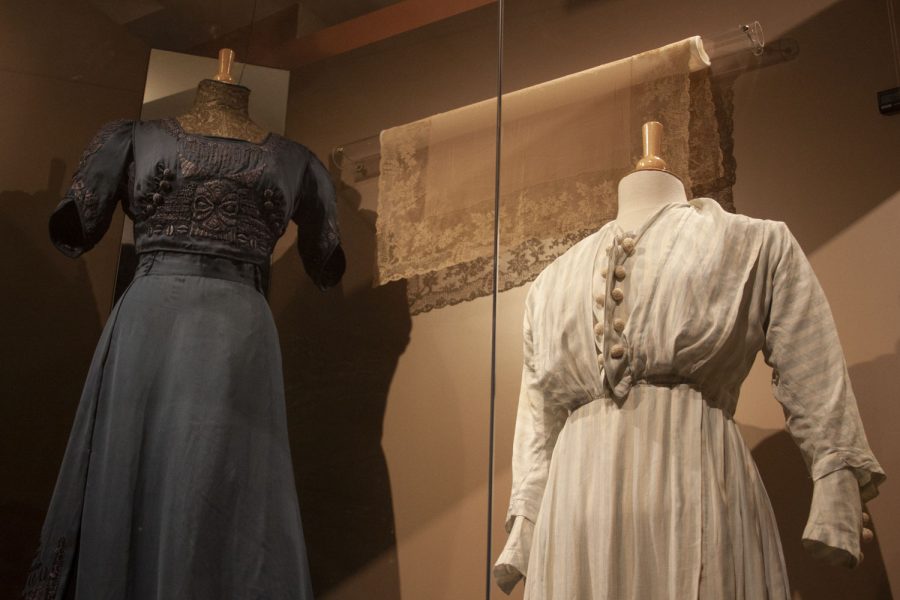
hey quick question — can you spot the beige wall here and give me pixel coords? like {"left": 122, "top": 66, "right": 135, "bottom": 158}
{"left": 730, "top": 1, "right": 900, "bottom": 591}
{"left": 278, "top": 6, "right": 500, "bottom": 598}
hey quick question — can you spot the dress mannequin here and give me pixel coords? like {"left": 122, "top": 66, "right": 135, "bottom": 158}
{"left": 614, "top": 121, "right": 688, "bottom": 232}
{"left": 176, "top": 48, "right": 268, "bottom": 144}
{"left": 493, "top": 120, "right": 880, "bottom": 598}
{"left": 26, "top": 48, "right": 341, "bottom": 600}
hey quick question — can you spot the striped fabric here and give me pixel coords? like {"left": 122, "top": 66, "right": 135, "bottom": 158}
{"left": 495, "top": 198, "right": 884, "bottom": 598}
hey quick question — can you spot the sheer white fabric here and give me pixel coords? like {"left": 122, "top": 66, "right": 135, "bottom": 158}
{"left": 377, "top": 37, "right": 734, "bottom": 314}
{"left": 495, "top": 198, "right": 884, "bottom": 599}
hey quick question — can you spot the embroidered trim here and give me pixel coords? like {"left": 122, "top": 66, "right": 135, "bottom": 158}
{"left": 66, "top": 178, "right": 99, "bottom": 231}
{"left": 375, "top": 62, "right": 737, "bottom": 315}
{"left": 22, "top": 536, "right": 67, "bottom": 600}
{"left": 131, "top": 121, "right": 292, "bottom": 263}
{"left": 78, "top": 119, "right": 129, "bottom": 171}
{"left": 66, "top": 120, "right": 130, "bottom": 241}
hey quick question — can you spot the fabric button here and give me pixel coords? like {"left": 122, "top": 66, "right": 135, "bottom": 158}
{"left": 159, "top": 180, "right": 172, "bottom": 192}
{"left": 594, "top": 322, "right": 604, "bottom": 336}
{"left": 600, "top": 266, "right": 608, "bottom": 278}
{"left": 621, "top": 237, "right": 636, "bottom": 254}
{"left": 614, "top": 265, "right": 627, "bottom": 280}
{"left": 595, "top": 294, "right": 605, "bottom": 307}
{"left": 611, "top": 288, "right": 624, "bottom": 303}
{"left": 264, "top": 189, "right": 274, "bottom": 198}
{"left": 596, "top": 353, "right": 605, "bottom": 366}
{"left": 152, "top": 193, "right": 162, "bottom": 204}
{"left": 162, "top": 168, "right": 173, "bottom": 179}
{"left": 613, "top": 318, "right": 626, "bottom": 333}
{"left": 264, "top": 201, "right": 275, "bottom": 210}
{"left": 610, "top": 344, "right": 625, "bottom": 359}
{"left": 144, "top": 204, "right": 156, "bottom": 216}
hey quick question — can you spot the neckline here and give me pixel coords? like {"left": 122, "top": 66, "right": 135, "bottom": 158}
{"left": 166, "top": 116, "right": 274, "bottom": 147}
{"left": 609, "top": 198, "right": 695, "bottom": 240}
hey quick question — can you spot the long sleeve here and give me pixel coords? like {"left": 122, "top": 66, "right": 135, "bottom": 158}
{"left": 762, "top": 222, "right": 885, "bottom": 565}
{"left": 49, "top": 119, "right": 133, "bottom": 257}
{"left": 293, "top": 150, "right": 345, "bottom": 290}
{"left": 494, "top": 297, "right": 569, "bottom": 593}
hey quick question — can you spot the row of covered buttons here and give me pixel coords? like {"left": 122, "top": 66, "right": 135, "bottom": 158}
{"left": 595, "top": 235, "right": 635, "bottom": 366}
{"left": 594, "top": 319, "right": 627, "bottom": 336}
{"left": 146, "top": 166, "right": 175, "bottom": 216}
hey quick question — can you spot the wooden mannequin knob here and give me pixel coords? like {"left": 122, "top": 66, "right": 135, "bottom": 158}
{"left": 213, "top": 48, "right": 236, "bottom": 84}
{"left": 634, "top": 121, "right": 668, "bottom": 171}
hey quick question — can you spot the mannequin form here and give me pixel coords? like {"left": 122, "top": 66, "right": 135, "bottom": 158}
{"left": 176, "top": 49, "right": 268, "bottom": 144}
{"left": 27, "top": 44, "right": 344, "bottom": 599}
{"left": 494, "top": 118, "right": 883, "bottom": 598}
{"left": 615, "top": 169, "right": 688, "bottom": 231}
{"left": 614, "top": 121, "right": 688, "bottom": 232}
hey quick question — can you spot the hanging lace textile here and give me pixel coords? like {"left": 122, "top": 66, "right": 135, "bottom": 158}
{"left": 376, "top": 36, "right": 736, "bottom": 315}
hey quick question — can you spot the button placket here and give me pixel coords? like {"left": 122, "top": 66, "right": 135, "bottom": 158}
{"left": 601, "top": 232, "right": 635, "bottom": 390}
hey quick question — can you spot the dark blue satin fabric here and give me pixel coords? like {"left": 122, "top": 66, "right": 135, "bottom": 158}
{"left": 49, "top": 118, "right": 344, "bottom": 289}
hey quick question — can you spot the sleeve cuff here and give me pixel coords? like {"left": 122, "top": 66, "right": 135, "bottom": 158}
{"left": 48, "top": 196, "right": 90, "bottom": 258}
{"left": 494, "top": 516, "right": 534, "bottom": 594}
{"left": 300, "top": 236, "right": 345, "bottom": 291}
{"left": 801, "top": 468, "right": 863, "bottom": 568}
{"left": 809, "top": 451, "right": 885, "bottom": 503}
{"left": 505, "top": 496, "right": 541, "bottom": 533}
{"left": 314, "top": 242, "right": 345, "bottom": 290}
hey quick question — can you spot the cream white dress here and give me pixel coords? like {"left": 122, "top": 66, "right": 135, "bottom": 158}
{"left": 495, "top": 198, "right": 884, "bottom": 599}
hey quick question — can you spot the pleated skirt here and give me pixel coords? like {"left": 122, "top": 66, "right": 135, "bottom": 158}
{"left": 25, "top": 251, "right": 314, "bottom": 600}
{"left": 524, "top": 384, "right": 791, "bottom": 600}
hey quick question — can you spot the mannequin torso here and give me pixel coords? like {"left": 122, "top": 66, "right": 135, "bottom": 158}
{"left": 177, "top": 79, "right": 268, "bottom": 144}
{"left": 614, "top": 169, "right": 688, "bottom": 232}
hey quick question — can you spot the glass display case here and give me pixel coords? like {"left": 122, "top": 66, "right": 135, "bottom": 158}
{"left": 1, "top": 1, "right": 898, "bottom": 599}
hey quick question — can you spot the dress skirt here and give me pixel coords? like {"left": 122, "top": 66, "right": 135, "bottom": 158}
{"left": 25, "top": 251, "right": 314, "bottom": 600}
{"left": 524, "top": 384, "right": 790, "bottom": 600}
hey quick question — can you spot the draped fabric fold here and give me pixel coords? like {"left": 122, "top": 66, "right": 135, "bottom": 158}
{"left": 376, "top": 36, "right": 736, "bottom": 314}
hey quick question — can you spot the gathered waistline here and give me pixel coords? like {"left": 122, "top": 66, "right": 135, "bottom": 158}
{"left": 571, "top": 376, "right": 735, "bottom": 416}
{"left": 134, "top": 251, "right": 267, "bottom": 294}
{"left": 631, "top": 376, "right": 700, "bottom": 388}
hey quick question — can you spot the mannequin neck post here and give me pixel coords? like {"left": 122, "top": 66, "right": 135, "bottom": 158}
{"left": 615, "top": 169, "right": 688, "bottom": 231}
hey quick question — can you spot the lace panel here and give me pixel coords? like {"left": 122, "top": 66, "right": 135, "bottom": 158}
{"left": 375, "top": 38, "right": 736, "bottom": 315}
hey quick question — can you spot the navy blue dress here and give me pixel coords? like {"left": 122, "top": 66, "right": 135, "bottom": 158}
{"left": 25, "top": 118, "right": 345, "bottom": 600}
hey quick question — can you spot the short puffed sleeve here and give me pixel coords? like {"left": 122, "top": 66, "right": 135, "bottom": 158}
{"left": 49, "top": 119, "right": 134, "bottom": 257}
{"left": 293, "top": 150, "right": 345, "bottom": 290}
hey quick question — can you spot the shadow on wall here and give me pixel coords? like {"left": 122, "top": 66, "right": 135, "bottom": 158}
{"left": 272, "top": 177, "right": 411, "bottom": 599}
{"left": 848, "top": 343, "right": 900, "bottom": 599}
{"left": 750, "top": 427, "right": 892, "bottom": 599}
{"left": 735, "top": 0, "right": 900, "bottom": 252}
{"left": 0, "top": 160, "right": 104, "bottom": 597}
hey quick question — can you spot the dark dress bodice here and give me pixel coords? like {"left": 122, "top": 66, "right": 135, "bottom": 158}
{"left": 50, "top": 118, "right": 344, "bottom": 289}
